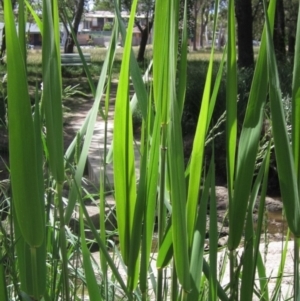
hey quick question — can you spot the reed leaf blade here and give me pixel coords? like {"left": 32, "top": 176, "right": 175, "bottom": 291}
{"left": 263, "top": 0, "right": 300, "bottom": 236}
{"left": 80, "top": 207, "right": 102, "bottom": 301}
{"left": 228, "top": 0, "right": 276, "bottom": 251}
{"left": 4, "top": 0, "right": 44, "bottom": 248}
{"left": 292, "top": 0, "right": 300, "bottom": 185}
{"left": 113, "top": 0, "right": 139, "bottom": 290}
{"left": 42, "top": 0, "right": 64, "bottom": 183}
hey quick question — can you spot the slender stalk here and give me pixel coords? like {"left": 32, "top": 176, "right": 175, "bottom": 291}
{"left": 156, "top": 122, "right": 168, "bottom": 301}
{"left": 30, "top": 248, "right": 39, "bottom": 301}
{"left": 171, "top": 261, "right": 178, "bottom": 301}
{"left": 294, "top": 238, "right": 300, "bottom": 300}
{"left": 56, "top": 182, "right": 70, "bottom": 301}
{"left": 0, "top": 262, "right": 8, "bottom": 301}
{"left": 181, "top": 289, "right": 188, "bottom": 301}
{"left": 99, "top": 78, "right": 110, "bottom": 300}
{"left": 229, "top": 250, "right": 237, "bottom": 301}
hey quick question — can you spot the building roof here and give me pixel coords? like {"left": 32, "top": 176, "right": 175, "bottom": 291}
{"left": 0, "top": 22, "right": 65, "bottom": 33}
{"left": 84, "top": 10, "right": 146, "bottom": 20}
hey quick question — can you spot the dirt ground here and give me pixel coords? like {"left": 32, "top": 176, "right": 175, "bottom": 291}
{"left": 0, "top": 94, "right": 95, "bottom": 182}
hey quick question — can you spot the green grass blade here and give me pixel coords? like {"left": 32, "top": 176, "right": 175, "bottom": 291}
{"left": 128, "top": 138, "right": 147, "bottom": 289}
{"left": 152, "top": 7, "right": 170, "bottom": 290}
{"left": 187, "top": 159, "right": 212, "bottom": 301}
{"left": 226, "top": 0, "right": 237, "bottom": 199}
{"left": 78, "top": 195, "right": 131, "bottom": 298}
{"left": 209, "top": 156, "right": 218, "bottom": 301}
{"left": 186, "top": 49, "right": 215, "bottom": 246}
{"left": 202, "top": 259, "right": 229, "bottom": 301}
{"left": 292, "top": 0, "right": 300, "bottom": 186}
{"left": 52, "top": 0, "right": 62, "bottom": 78}
{"left": 225, "top": 0, "right": 237, "bottom": 205}
{"left": 25, "top": 0, "right": 43, "bottom": 34}
{"left": 228, "top": 0, "right": 276, "bottom": 251}
{"left": 263, "top": 0, "right": 300, "bottom": 236}
{"left": 207, "top": 47, "right": 226, "bottom": 132}
{"left": 113, "top": 0, "right": 139, "bottom": 290}
{"left": 186, "top": 0, "right": 219, "bottom": 246}
{"left": 152, "top": 0, "right": 169, "bottom": 122}
{"left": 253, "top": 145, "right": 271, "bottom": 301}
{"left": 80, "top": 207, "right": 102, "bottom": 301}
{"left": 156, "top": 222, "right": 173, "bottom": 269}
{"left": 270, "top": 233, "right": 291, "bottom": 301}
{"left": 32, "top": 86, "right": 47, "bottom": 298}
{"left": 42, "top": 1, "right": 71, "bottom": 299}
{"left": 240, "top": 147, "right": 268, "bottom": 301}
{"left": 42, "top": 0, "right": 64, "bottom": 184}
{"left": 256, "top": 251, "right": 269, "bottom": 301}
{"left": 0, "top": 262, "right": 8, "bottom": 301}
{"left": 105, "top": 60, "right": 153, "bottom": 165}
{"left": 4, "top": 0, "right": 44, "bottom": 248}
{"left": 18, "top": 0, "right": 26, "bottom": 60}
{"left": 226, "top": 0, "right": 238, "bottom": 295}
{"left": 13, "top": 204, "right": 46, "bottom": 298}
{"left": 166, "top": 1, "right": 190, "bottom": 290}
{"left": 114, "top": 0, "right": 148, "bottom": 120}
{"left": 140, "top": 109, "right": 160, "bottom": 294}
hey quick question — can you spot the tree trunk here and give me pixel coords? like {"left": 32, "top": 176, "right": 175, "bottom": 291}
{"left": 193, "top": 2, "right": 199, "bottom": 51}
{"left": 273, "top": 0, "right": 286, "bottom": 60}
{"left": 199, "top": 22, "right": 205, "bottom": 48}
{"left": 137, "top": 21, "right": 153, "bottom": 62}
{"left": 64, "top": 0, "right": 85, "bottom": 53}
{"left": 199, "top": 5, "right": 208, "bottom": 48}
{"left": 235, "top": 0, "right": 254, "bottom": 68}
{"left": 0, "top": 26, "right": 6, "bottom": 65}
{"left": 64, "top": 32, "right": 74, "bottom": 53}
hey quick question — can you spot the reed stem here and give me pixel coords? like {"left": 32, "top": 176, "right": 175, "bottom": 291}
{"left": 156, "top": 122, "right": 168, "bottom": 301}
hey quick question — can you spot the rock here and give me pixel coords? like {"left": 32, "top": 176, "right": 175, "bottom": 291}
{"left": 215, "top": 186, "right": 229, "bottom": 208}
{"left": 218, "top": 235, "right": 228, "bottom": 247}
{"left": 213, "top": 186, "right": 283, "bottom": 213}
{"left": 258, "top": 196, "right": 283, "bottom": 212}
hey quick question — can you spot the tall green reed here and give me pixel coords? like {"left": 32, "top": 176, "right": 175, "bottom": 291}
{"left": 3, "top": 0, "right": 300, "bottom": 299}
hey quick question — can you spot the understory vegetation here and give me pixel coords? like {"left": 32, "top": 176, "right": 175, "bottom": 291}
{"left": 1, "top": 0, "right": 300, "bottom": 300}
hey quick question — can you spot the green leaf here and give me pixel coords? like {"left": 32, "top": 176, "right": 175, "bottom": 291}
{"left": 187, "top": 159, "right": 211, "bottom": 301}
{"left": 225, "top": 0, "right": 237, "bottom": 205}
{"left": 263, "top": 0, "right": 300, "bottom": 236}
{"left": 240, "top": 146, "right": 269, "bottom": 301}
{"left": 0, "top": 262, "right": 8, "bottom": 301}
{"left": 156, "top": 223, "right": 173, "bottom": 269}
{"left": 292, "top": 0, "right": 300, "bottom": 186}
{"left": 4, "top": 0, "right": 44, "bottom": 248}
{"left": 25, "top": 0, "right": 43, "bottom": 34}
{"left": 166, "top": 1, "right": 190, "bottom": 289}
{"left": 228, "top": 0, "right": 276, "bottom": 250}
{"left": 42, "top": 0, "right": 64, "bottom": 183}
{"left": 80, "top": 207, "right": 102, "bottom": 301}
{"left": 209, "top": 157, "right": 218, "bottom": 301}
{"left": 113, "top": 0, "right": 139, "bottom": 290}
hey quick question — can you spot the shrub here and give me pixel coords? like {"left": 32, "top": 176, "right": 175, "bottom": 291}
{"left": 103, "top": 22, "right": 113, "bottom": 31}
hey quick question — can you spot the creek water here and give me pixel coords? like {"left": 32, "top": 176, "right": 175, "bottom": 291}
{"left": 266, "top": 210, "right": 288, "bottom": 236}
